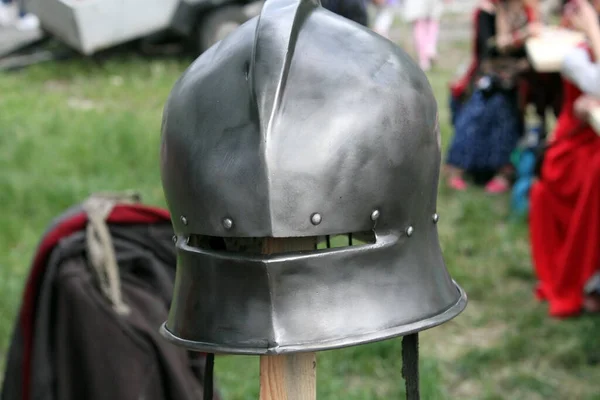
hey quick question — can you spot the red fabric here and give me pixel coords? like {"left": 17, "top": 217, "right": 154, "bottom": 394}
{"left": 450, "top": 9, "right": 481, "bottom": 99}
{"left": 19, "top": 204, "right": 171, "bottom": 400}
{"left": 525, "top": 4, "right": 537, "bottom": 22}
{"left": 529, "top": 45, "right": 600, "bottom": 318}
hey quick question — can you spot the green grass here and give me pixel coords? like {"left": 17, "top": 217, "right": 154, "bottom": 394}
{"left": 1, "top": 30, "right": 599, "bottom": 399}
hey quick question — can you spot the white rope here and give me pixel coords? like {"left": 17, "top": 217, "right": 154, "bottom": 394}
{"left": 82, "top": 191, "right": 141, "bottom": 316}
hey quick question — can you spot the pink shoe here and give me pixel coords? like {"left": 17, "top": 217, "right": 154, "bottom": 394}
{"left": 485, "top": 177, "right": 510, "bottom": 194}
{"left": 448, "top": 176, "right": 468, "bottom": 191}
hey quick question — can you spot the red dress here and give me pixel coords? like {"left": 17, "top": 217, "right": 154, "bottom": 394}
{"left": 529, "top": 48, "right": 600, "bottom": 317}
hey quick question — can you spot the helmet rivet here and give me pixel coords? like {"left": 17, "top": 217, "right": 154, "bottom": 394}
{"left": 223, "top": 218, "right": 233, "bottom": 230}
{"left": 406, "top": 226, "right": 414, "bottom": 237}
{"left": 432, "top": 213, "right": 439, "bottom": 223}
{"left": 172, "top": 235, "right": 177, "bottom": 243}
{"left": 370, "top": 209, "right": 380, "bottom": 221}
{"left": 310, "top": 213, "right": 322, "bottom": 225}
{"left": 180, "top": 216, "right": 188, "bottom": 225}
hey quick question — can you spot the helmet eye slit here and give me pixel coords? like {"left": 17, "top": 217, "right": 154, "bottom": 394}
{"left": 316, "top": 232, "right": 373, "bottom": 250}
{"left": 186, "top": 231, "right": 376, "bottom": 254}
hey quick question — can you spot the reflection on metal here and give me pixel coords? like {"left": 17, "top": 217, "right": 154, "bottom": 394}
{"left": 159, "top": 0, "right": 467, "bottom": 355}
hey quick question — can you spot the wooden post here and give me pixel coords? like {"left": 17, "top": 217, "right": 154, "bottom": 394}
{"left": 259, "top": 237, "right": 318, "bottom": 400}
{"left": 259, "top": 353, "right": 316, "bottom": 400}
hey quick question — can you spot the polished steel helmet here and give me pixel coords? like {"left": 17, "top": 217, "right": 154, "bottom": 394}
{"left": 159, "top": 0, "right": 466, "bottom": 357}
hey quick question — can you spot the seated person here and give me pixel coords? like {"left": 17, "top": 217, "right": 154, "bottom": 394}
{"left": 529, "top": 0, "right": 600, "bottom": 317}
{"left": 445, "top": 0, "right": 539, "bottom": 193}
{"left": 449, "top": 0, "right": 498, "bottom": 126}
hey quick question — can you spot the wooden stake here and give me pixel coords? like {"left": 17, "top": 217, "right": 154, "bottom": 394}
{"left": 259, "top": 353, "right": 316, "bottom": 400}
{"left": 259, "top": 237, "right": 318, "bottom": 400}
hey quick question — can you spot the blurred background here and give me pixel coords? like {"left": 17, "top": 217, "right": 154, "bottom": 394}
{"left": 1, "top": 0, "right": 599, "bottom": 399}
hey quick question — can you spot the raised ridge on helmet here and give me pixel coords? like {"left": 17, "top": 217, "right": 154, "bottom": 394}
{"left": 160, "top": 0, "right": 439, "bottom": 239}
{"left": 250, "top": 0, "right": 323, "bottom": 237}
{"left": 250, "top": 0, "right": 322, "bottom": 128}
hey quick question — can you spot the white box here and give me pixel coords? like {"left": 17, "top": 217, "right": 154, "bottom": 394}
{"left": 25, "top": 0, "right": 179, "bottom": 55}
{"left": 526, "top": 27, "right": 586, "bottom": 73}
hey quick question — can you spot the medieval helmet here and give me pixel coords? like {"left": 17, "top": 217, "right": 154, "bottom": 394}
{"left": 159, "top": 0, "right": 466, "bottom": 356}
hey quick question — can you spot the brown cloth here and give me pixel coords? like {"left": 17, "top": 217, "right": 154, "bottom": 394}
{"left": 1, "top": 196, "right": 218, "bottom": 400}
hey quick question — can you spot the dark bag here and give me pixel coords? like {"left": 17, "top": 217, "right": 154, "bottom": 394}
{"left": 477, "top": 57, "right": 522, "bottom": 97}
{"left": 1, "top": 192, "right": 219, "bottom": 400}
{"left": 533, "top": 139, "right": 550, "bottom": 179}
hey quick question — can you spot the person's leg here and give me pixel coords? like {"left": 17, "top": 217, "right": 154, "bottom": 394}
{"left": 485, "top": 166, "right": 513, "bottom": 193}
{"left": 484, "top": 90, "right": 523, "bottom": 193}
{"left": 446, "top": 165, "right": 468, "bottom": 190}
{"left": 373, "top": 7, "right": 394, "bottom": 38}
{"left": 425, "top": 18, "right": 440, "bottom": 63}
{"left": 412, "top": 18, "right": 429, "bottom": 70}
